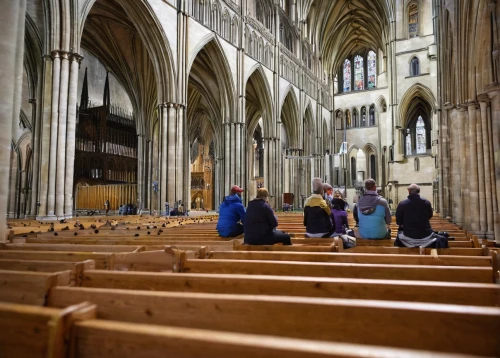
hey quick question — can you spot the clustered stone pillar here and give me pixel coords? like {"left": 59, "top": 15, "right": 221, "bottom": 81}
{"left": 159, "top": 103, "right": 186, "bottom": 209}
{"left": 0, "top": 0, "right": 27, "bottom": 240}
{"left": 486, "top": 85, "right": 500, "bottom": 243}
{"left": 478, "top": 94, "right": 495, "bottom": 238}
{"left": 445, "top": 92, "right": 499, "bottom": 241}
{"left": 37, "top": 50, "right": 81, "bottom": 219}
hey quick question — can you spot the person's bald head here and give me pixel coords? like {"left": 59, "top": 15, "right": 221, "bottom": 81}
{"left": 407, "top": 183, "right": 420, "bottom": 194}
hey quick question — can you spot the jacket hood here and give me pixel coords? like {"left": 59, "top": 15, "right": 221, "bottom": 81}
{"left": 221, "top": 194, "right": 242, "bottom": 206}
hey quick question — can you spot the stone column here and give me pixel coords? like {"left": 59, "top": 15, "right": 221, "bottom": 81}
{"left": 466, "top": 101, "right": 480, "bottom": 233}
{"left": 166, "top": 103, "right": 176, "bottom": 204}
{"left": 478, "top": 95, "right": 494, "bottom": 238}
{"left": 455, "top": 106, "right": 468, "bottom": 227}
{"left": 175, "top": 104, "right": 185, "bottom": 203}
{"left": 224, "top": 122, "right": 230, "bottom": 192}
{"left": 486, "top": 85, "right": 500, "bottom": 243}
{"left": 440, "top": 103, "right": 453, "bottom": 218}
{"left": 0, "top": 0, "right": 26, "bottom": 240}
{"left": 46, "top": 51, "right": 62, "bottom": 217}
{"left": 63, "top": 53, "right": 82, "bottom": 217}
{"left": 449, "top": 108, "right": 460, "bottom": 223}
{"left": 54, "top": 52, "right": 70, "bottom": 218}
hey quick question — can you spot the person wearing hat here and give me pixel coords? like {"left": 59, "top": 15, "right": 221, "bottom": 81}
{"left": 244, "top": 188, "right": 291, "bottom": 245}
{"left": 395, "top": 183, "right": 448, "bottom": 248}
{"left": 330, "top": 197, "right": 349, "bottom": 235}
{"left": 216, "top": 185, "right": 246, "bottom": 237}
{"left": 303, "top": 178, "right": 335, "bottom": 237}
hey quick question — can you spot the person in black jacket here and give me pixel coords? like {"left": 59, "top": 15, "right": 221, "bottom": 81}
{"left": 244, "top": 188, "right": 291, "bottom": 245}
{"left": 303, "top": 178, "right": 334, "bottom": 238}
{"left": 395, "top": 183, "right": 448, "bottom": 248}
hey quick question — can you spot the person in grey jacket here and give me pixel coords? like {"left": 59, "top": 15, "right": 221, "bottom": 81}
{"left": 356, "top": 179, "right": 392, "bottom": 239}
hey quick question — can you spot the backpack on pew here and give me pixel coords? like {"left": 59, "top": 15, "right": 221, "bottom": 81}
{"left": 340, "top": 233, "right": 356, "bottom": 249}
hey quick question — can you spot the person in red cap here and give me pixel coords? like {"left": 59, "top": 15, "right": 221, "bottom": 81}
{"left": 216, "top": 185, "right": 246, "bottom": 237}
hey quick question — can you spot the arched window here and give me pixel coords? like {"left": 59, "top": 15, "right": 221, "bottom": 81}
{"left": 406, "top": 115, "right": 430, "bottom": 155}
{"left": 343, "top": 59, "right": 351, "bottom": 92}
{"left": 353, "top": 109, "right": 359, "bottom": 127}
{"left": 369, "top": 105, "right": 376, "bottom": 126}
{"left": 410, "top": 57, "right": 420, "bottom": 76}
{"left": 370, "top": 154, "right": 376, "bottom": 181}
{"left": 354, "top": 55, "right": 364, "bottom": 91}
{"left": 361, "top": 107, "right": 367, "bottom": 127}
{"left": 350, "top": 157, "right": 357, "bottom": 185}
{"left": 409, "top": 2, "right": 419, "bottom": 38}
{"left": 367, "top": 51, "right": 376, "bottom": 89}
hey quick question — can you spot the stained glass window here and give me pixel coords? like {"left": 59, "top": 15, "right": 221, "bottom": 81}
{"left": 343, "top": 59, "right": 351, "bottom": 92}
{"left": 367, "top": 51, "right": 376, "bottom": 89}
{"left": 416, "top": 116, "right": 426, "bottom": 154}
{"left": 409, "top": 3, "right": 418, "bottom": 38}
{"left": 354, "top": 55, "right": 364, "bottom": 91}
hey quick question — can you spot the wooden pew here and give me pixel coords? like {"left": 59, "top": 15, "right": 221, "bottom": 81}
{"left": 1, "top": 243, "right": 145, "bottom": 253}
{"left": 0, "top": 250, "right": 115, "bottom": 270}
{"left": 73, "top": 319, "right": 476, "bottom": 358}
{"left": 47, "top": 286, "right": 500, "bottom": 356}
{"left": 0, "top": 270, "right": 70, "bottom": 305}
{"left": 207, "top": 251, "right": 493, "bottom": 267}
{"left": 0, "top": 301, "right": 96, "bottom": 358}
{"left": 180, "top": 259, "right": 495, "bottom": 283}
{"left": 234, "top": 244, "right": 336, "bottom": 252}
{"left": 0, "top": 259, "right": 94, "bottom": 286}
{"left": 80, "top": 270, "right": 500, "bottom": 307}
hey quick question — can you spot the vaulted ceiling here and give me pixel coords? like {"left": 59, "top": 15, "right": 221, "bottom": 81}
{"left": 303, "top": 0, "right": 393, "bottom": 75}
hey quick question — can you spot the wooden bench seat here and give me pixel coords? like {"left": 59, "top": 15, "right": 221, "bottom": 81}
{"left": 80, "top": 270, "right": 500, "bottom": 307}
{"left": 0, "top": 259, "right": 94, "bottom": 285}
{"left": 0, "top": 301, "right": 95, "bottom": 358}
{"left": 73, "top": 319, "right": 478, "bottom": 358}
{"left": 0, "top": 250, "right": 115, "bottom": 270}
{"left": 180, "top": 259, "right": 495, "bottom": 283}
{"left": 0, "top": 270, "right": 70, "bottom": 305}
{"left": 234, "top": 244, "right": 336, "bottom": 252}
{"left": 348, "top": 246, "right": 487, "bottom": 256}
{"left": 207, "top": 251, "right": 493, "bottom": 267}
{"left": 47, "top": 286, "right": 500, "bottom": 356}
{"left": 1, "top": 243, "right": 145, "bottom": 253}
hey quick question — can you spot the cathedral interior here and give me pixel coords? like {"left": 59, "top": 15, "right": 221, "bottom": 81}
{"left": 1, "top": 0, "right": 499, "bottom": 243}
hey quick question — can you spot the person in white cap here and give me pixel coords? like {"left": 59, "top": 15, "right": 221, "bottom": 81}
{"left": 216, "top": 185, "right": 246, "bottom": 237}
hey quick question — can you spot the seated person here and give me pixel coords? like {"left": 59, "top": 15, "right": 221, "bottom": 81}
{"left": 394, "top": 183, "right": 448, "bottom": 248}
{"left": 331, "top": 198, "right": 349, "bottom": 235}
{"left": 303, "top": 178, "right": 334, "bottom": 238}
{"left": 323, "top": 183, "right": 334, "bottom": 207}
{"left": 283, "top": 202, "right": 290, "bottom": 212}
{"left": 216, "top": 185, "right": 246, "bottom": 237}
{"left": 244, "top": 188, "right": 291, "bottom": 245}
{"left": 357, "top": 179, "right": 391, "bottom": 239}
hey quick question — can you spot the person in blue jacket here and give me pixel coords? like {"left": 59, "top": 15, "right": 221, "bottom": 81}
{"left": 357, "top": 179, "right": 392, "bottom": 239}
{"left": 216, "top": 185, "right": 246, "bottom": 237}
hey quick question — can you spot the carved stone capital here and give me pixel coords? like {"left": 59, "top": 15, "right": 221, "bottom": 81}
{"left": 477, "top": 93, "right": 491, "bottom": 104}
{"left": 466, "top": 100, "right": 479, "bottom": 109}
{"left": 443, "top": 102, "right": 455, "bottom": 110}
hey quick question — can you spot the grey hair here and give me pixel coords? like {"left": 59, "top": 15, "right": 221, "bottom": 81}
{"left": 312, "top": 178, "right": 324, "bottom": 195}
{"left": 407, "top": 183, "right": 420, "bottom": 194}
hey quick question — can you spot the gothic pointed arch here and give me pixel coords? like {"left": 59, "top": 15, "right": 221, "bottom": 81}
{"left": 245, "top": 65, "right": 273, "bottom": 137}
{"left": 279, "top": 86, "right": 300, "bottom": 149}
{"left": 398, "top": 83, "right": 436, "bottom": 127}
{"left": 188, "top": 34, "right": 236, "bottom": 122}
{"left": 79, "top": 0, "right": 175, "bottom": 104}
